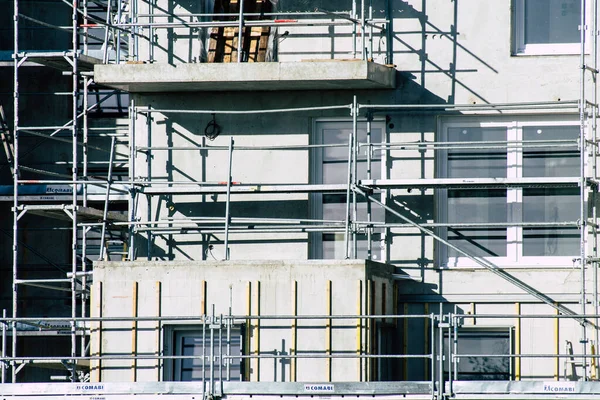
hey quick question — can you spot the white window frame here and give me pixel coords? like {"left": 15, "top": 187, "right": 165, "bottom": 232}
{"left": 437, "top": 116, "right": 582, "bottom": 268}
{"left": 513, "top": 0, "right": 587, "bottom": 55}
{"left": 309, "top": 118, "right": 387, "bottom": 261}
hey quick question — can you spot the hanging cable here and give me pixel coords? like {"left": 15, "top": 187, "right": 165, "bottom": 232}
{"left": 204, "top": 113, "right": 221, "bottom": 140}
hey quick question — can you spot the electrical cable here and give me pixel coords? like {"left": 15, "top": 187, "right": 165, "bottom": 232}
{"left": 204, "top": 113, "right": 221, "bottom": 140}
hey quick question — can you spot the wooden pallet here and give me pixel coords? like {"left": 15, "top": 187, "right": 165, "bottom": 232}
{"left": 208, "top": 0, "right": 271, "bottom": 63}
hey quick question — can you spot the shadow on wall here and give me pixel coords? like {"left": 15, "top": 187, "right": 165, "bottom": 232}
{"left": 390, "top": 0, "right": 497, "bottom": 104}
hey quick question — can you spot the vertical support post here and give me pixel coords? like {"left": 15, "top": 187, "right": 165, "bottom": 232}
{"left": 424, "top": 303, "right": 429, "bottom": 380}
{"left": 366, "top": 114, "right": 373, "bottom": 259}
{"left": 351, "top": 0, "right": 357, "bottom": 58}
{"left": 368, "top": 0, "right": 374, "bottom": 60}
{"left": 128, "top": 99, "right": 136, "bottom": 260}
{"left": 92, "top": 282, "right": 103, "bottom": 382}
{"left": 579, "top": 0, "right": 589, "bottom": 380}
{"left": 253, "top": 281, "right": 260, "bottom": 381}
{"left": 116, "top": 0, "right": 123, "bottom": 62}
{"left": 227, "top": 290, "right": 232, "bottom": 381}
{"left": 82, "top": 77, "right": 89, "bottom": 207}
{"left": 245, "top": 282, "right": 251, "bottom": 381}
{"left": 71, "top": 0, "right": 80, "bottom": 380}
{"left": 102, "top": 0, "right": 112, "bottom": 63}
{"left": 146, "top": 105, "right": 152, "bottom": 260}
{"left": 366, "top": 279, "right": 373, "bottom": 380}
{"left": 210, "top": 305, "right": 215, "bottom": 395}
{"left": 402, "top": 303, "right": 408, "bottom": 380}
{"left": 149, "top": 0, "right": 154, "bottom": 62}
{"left": 515, "top": 303, "right": 521, "bottom": 381}
{"left": 360, "top": 0, "right": 366, "bottom": 59}
{"left": 219, "top": 314, "right": 223, "bottom": 394}
{"left": 202, "top": 314, "right": 206, "bottom": 399}
{"left": 450, "top": 315, "right": 456, "bottom": 392}
{"left": 156, "top": 281, "right": 162, "bottom": 381}
{"left": 555, "top": 306, "right": 560, "bottom": 381}
{"left": 237, "top": 0, "right": 245, "bottom": 62}
{"left": 291, "top": 280, "right": 297, "bottom": 382}
{"left": 352, "top": 96, "right": 359, "bottom": 258}
{"left": 385, "top": 0, "right": 393, "bottom": 65}
{"left": 2, "top": 309, "right": 6, "bottom": 383}
{"left": 99, "top": 137, "right": 117, "bottom": 260}
{"left": 224, "top": 137, "right": 234, "bottom": 260}
{"left": 344, "top": 132, "right": 353, "bottom": 259}
{"left": 12, "top": 0, "right": 19, "bottom": 382}
{"left": 430, "top": 310, "right": 435, "bottom": 398}
{"left": 437, "top": 304, "right": 444, "bottom": 399}
{"left": 326, "top": 280, "right": 332, "bottom": 382}
{"left": 356, "top": 280, "right": 362, "bottom": 381}
{"left": 132, "top": 281, "right": 138, "bottom": 381}
{"left": 591, "top": 0, "right": 600, "bottom": 357}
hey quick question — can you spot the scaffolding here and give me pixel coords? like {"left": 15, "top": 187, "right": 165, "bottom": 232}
{"left": 3, "top": 0, "right": 600, "bottom": 392}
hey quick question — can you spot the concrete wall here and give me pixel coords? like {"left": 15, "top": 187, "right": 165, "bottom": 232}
{"left": 91, "top": 259, "right": 395, "bottom": 382}
{"left": 122, "top": 0, "right": 599, "bottom": 383}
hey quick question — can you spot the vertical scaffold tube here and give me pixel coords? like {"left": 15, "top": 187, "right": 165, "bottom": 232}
{"left": 71, "top": 0, "right": 80, "bottom": 382}
{"left": 579, "top": 0, "right": 588, "bottom": 379}
{"left": 11, "top": 0, "right": 19, "bottom": 383}
{"left": 224, "top": 137, "right": 234, "bottom": 260}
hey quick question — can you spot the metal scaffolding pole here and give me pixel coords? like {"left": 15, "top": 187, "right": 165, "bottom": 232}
{"left": 580, "top": 0, "right": 590, "bottom": 379}
{"left": 11, "top": 0, "right": 19, "bottom": 382}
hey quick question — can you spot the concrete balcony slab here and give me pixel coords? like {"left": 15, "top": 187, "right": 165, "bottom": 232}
{"left": 94, "top": 60, "right": 396, "bottom": 92}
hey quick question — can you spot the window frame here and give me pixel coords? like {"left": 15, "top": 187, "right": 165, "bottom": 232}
{"left": 443, "top": 326, "right": 514, "bottom": 381}
{"left": 436, "top": 116, "right": 582, "bottom": 269}
{"left": 309, "top": 118, "right": 387, "bottom": 261}
{"left": 163, "top": 324, "right": 245, "bottom": 382}
{"left": 513, "top": 0, "right": 587, "bottom": 56}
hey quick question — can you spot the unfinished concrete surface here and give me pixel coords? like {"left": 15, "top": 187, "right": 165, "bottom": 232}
{"left": 91, "top": 259, "right": 395, "bottom": 383}
{"left": 94, "top": 61, "right": 396, "bottom": 92}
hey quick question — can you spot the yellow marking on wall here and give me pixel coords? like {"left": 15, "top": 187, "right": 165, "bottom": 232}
{"left": 201, "top": 280, "right": 207, "bottom": 316}
{"left": 356, "top": 280, "right": 363, "bottom": 382}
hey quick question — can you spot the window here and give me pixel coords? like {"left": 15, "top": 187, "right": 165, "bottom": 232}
{"left": 310, "top": 120, "right": 385, "bottom": 260}
{"left": 163, "top": 325, "right": 244, "bottom": 382}
{"left": 443, "top": 327, "right": 512, "bottom": 381}
{"left": 437, "top": 118, "right": 581, "bottom": 268}
{"left": 514, "top": 0, "right": 582, "bottom": 55}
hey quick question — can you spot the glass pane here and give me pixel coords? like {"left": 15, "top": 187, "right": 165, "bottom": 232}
{"left": 322, "top": 232, "right": 382, "bottom": 260}
{"left": 323, "top": 128, "right": 382, "bottom": 161}
{"left": 523, "top": 188, "right": 580, "bottom": 256}
{"left": 448, "top": 190, "right": 507, "bottom": 257}
{"left": 322, "top": 193, "right": 385, "bottom": 222}
{"left": 175, "top": 328, "right": 242, "bottom": 381}
{"left": 323, "top": 160, "right": 381, "bottom": 184}
{"left": 523, "top": 125, "right": 579, "bottom": 177}
{"left": 444, "top": 330, "right": 511, "bottom": 381}
{"left": 447, "top": 127, "right": 507, "bottom": 178}
{"left": 317, "top": 125, "right": 384, "bottom": 260}
{"left": 524, "top": 0, "right": 581, "bottom": 44}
